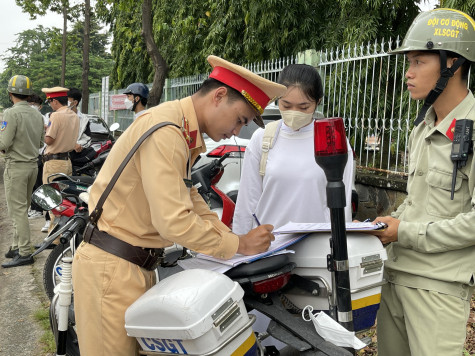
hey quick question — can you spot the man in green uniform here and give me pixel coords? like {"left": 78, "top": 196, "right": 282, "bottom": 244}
{"left": 373, "top": 9, "right": 475, "bottom": 356}
{"left": 1, "top": 75, "right": 45, "bottom": 268}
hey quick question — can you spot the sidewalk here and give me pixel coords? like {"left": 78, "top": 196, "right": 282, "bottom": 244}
{"left": 0, "top": 158, "right": 53, "bottom": 355}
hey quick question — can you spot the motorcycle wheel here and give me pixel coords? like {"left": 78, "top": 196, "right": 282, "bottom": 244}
{"left": 43, "top": 244, "right": 73, "bottom": 300}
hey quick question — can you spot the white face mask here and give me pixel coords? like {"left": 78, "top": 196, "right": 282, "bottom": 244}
{"left": 124, "top": 98, "right": 134, "bottom": 111}
{"left": 280, "top": 110, "right": 314, "bottom": 131}
{"left": 67, "top": 100, "right": 76, "bottom": 109}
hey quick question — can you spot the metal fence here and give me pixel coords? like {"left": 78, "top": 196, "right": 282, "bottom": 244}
{"left": 318, "top": 37, "right": 420, "bottom": 176}
{"left": 90, "top": 38, "right": 464, "bottom": 176}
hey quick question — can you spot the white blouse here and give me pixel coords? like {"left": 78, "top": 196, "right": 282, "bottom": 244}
{"left": 233, "top": 121, "right": 354, "bottom": 234}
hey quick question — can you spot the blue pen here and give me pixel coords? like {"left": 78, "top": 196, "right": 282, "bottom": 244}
{"left": 363, "top": 218, "right": 372, "bottom": 223}
{"left": 252, "top": 213, "right": 261, "bottom": 226}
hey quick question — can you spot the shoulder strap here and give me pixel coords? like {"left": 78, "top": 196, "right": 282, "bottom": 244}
{"left": 89, "top": 121, "right": 180, "bottom": 224}
{"left": 259, "top": 119, "right": 282, "bottom": 176}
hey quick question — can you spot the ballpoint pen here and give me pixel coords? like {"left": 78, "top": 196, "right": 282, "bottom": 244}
{"left": 252, "top": 213, "right": 261, "bottom": 226}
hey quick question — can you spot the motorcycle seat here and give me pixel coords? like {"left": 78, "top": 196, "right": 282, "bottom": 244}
{"left": 225, "top": 254, "right": 292, "bottom": 279}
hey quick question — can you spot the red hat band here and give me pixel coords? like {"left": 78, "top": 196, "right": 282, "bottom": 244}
{"left": 46, "top": 91, "right": 68, "bottom": 99}
{"left": 209, "top": 66, "right": 270, "bottom": 114}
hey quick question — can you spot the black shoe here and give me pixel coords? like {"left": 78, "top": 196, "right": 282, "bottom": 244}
{"left": 2, "top": 254, "right": 34, "bottom": 268}
{"left": 4, "top": 247, "right": 19, "bottom": 258}
{"left": 34, "top": 243, "right": 57, "bottom": 250}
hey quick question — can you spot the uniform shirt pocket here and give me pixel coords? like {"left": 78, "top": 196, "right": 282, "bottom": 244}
{"left": 425, "top": 169, "right": 464, "bottom": 218}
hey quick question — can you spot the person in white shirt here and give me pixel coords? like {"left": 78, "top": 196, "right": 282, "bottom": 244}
{"left": 67, "top": 87, "right": 91, "bottom": 152}
{"left": 123, "top": 82, "right": 149, "bottom": 120}
{"left": 233, "top": 64, "right": 355, "bottom": 235}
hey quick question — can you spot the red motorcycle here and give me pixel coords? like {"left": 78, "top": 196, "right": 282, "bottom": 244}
{"left": 191, "top": 152, "right": 235, "bottom": 228}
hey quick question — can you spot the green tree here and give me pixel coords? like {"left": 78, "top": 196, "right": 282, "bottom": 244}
{"left": 0, "top": 21, "right": 113, "bottom": 108}
{"left": 15, "top": 0, "right": 81, "bottom": 86}
{"left": 97, "top": 0, "right": 420, "bottom": 90}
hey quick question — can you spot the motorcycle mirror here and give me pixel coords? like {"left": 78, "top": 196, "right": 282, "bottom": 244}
{"left": 32, "top": 184, "right": 63, "bottom": 211}
{"left": 109, "top": 122, "right": 120, "bottom": 132}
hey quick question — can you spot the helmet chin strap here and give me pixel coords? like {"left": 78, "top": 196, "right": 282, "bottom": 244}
{"left": 414, "top": 50, "right": 466, "bottom": 126}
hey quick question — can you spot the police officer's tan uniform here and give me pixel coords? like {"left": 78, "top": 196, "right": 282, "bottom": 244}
{"left": 42, "top": 105, "right": 79, "bottom": 182}
{"left": 72, "top": 56, "right": 286, "bottom": 356}
{"left": 0, "top": 101, "right": 44, "bottom": 256}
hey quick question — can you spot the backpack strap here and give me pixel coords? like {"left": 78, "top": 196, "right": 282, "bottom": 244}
{"left": 259, "top": 120, "right": 282, "bottom": 176}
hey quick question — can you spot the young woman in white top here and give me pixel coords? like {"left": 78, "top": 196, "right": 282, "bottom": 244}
{"left": 233, "top": 64, "right": 354, "bottom": 234}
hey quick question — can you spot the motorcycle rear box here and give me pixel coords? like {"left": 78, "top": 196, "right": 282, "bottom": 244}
{"left": 125, "top": 269, "right": 257, "bottom": 355}
{"left": 286, "top": 232, "right": 387, "bottom": 331}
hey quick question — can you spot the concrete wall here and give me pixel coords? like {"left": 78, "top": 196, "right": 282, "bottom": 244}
{"left": 353, "top": 170, "right": 408, "bottom": 221}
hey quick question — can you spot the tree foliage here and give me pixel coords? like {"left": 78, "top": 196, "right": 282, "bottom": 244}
{"left": 96, "top": 0, "right": 420, "bottom": 89}
{"left": 0, "top": 18, "right": 113, "bottom": 108}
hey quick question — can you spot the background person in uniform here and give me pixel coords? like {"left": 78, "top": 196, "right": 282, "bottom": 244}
{"left": 0, "top": 75, "right": 45, "bottom": 268}
{"left": 26, "top": 94, "right": 47, "bottom": 220}
{"left": 72, "top": 55, "right": 286, "bottom": 356}
{"left": 41, "top": 87, "right": 79, "bottom": 184}
{"left": 123, "top": 82, "right": 149, "bottom": 120}
{"left": 372, "top": 9, "right": 475, "bottom": 356}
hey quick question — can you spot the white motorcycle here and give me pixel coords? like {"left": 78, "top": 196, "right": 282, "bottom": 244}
{"left": 47, "top": 228, "right": 386, "bottom": 356}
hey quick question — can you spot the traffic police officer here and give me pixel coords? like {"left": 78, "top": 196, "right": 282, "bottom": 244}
{"left": 72, "top": 55, "right": 286, "bottom": 355}
{"left": 1, "top": 75, "right": 44, "bottom": 268}
{"left": 123, "top": 82, "right": 149, "bottom": 120}
{"left": 373, "top": 9, "right": 475, "bottom": 356}
{"left": 41, "top": 87, "right": 79, "bottom": 183}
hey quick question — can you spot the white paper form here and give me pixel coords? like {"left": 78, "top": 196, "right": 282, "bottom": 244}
{"left": 194, "top": 233, "right": 309, "bottom": 267}
{"left": 273, "top": 221, "right": 387, "bottom": 234}
{"left": 177, "top": 249, "right": 295, "bottom": 273}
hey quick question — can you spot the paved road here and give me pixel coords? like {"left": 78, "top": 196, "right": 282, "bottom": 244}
{"left": 0, "top": 158, "right": 53, "bottom": 356}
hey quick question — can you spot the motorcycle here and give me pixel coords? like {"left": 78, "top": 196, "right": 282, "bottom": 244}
{"left": 70, "top": 122, "right": 119, "bottom": 177}
{"left": 191, "top": 152, "right": 235, "bottom": 228}
{"left": 123, "top": 230, "right": 387, "bottom": 355}
{"left": 32, "top": 174, "right": 93, "bottom": 300}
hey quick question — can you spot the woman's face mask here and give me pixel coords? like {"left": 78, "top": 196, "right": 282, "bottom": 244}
{"left": 278, "top": 86, "right": 318, "bottom": 131}
{"left": 280, "top": 110, "right": 314, "bottom": 130}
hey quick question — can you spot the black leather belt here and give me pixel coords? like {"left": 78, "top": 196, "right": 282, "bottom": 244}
{"left": 43, "top": 152, "right": 70, "bottom": 162}
{"left": 83, "top": 223, "right": 164, "bottom": 271}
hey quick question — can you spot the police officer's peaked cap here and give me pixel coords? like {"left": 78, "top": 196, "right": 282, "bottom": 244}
{"left": 207, "top": 55, "right": 286, "bottom": 128}
{"left": 42, "top": 87, "right": 69, "bottom": 99}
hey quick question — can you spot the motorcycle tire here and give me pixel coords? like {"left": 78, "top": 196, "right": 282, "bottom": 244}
{"left": 43, "top": 244, "right": 73, "bottom": 301}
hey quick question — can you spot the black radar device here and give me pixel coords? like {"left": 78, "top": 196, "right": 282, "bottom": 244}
{"left": 450, "top": 119, "right": 473, "bottom": 200}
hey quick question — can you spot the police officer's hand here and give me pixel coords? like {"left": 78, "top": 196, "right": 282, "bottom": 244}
{"left": 237, "top": 224, "right": 275, "bottom": 255}
{"left": 370, "top": 216, "right": 400, "bottom": 245}
{"left": 74, "top": 143, "right": 83, "bottom": 152}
